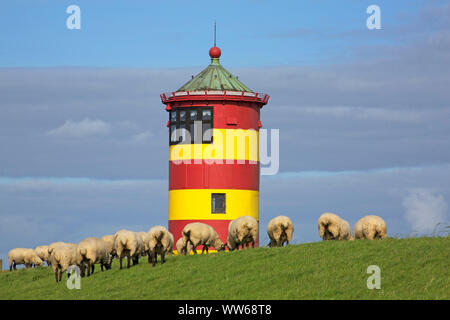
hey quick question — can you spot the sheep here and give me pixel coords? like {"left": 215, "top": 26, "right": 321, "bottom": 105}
{"left": 76, "top": 237, "right": 112, "bottom": 277}
{"left": 47, "top": 242, "right": 76, "bottom": 256}
{"left": 101, "top": 235, "right": 117, "bottom": 259}
{"left": 267, "top": 216, "right": 294, "bottom": 247}
{"left": 8, "top": 248, "right": 43, "bottom": 271}
{"left": 227, "top": 216, "right": 258, "bottom": 251}
{"left": 35, "top": 245, "right": 51, "bottom": 266}
{"left": 49, "top": 243, "right": 79, "bottom": 283}
{"left": 138, "top": 232, "right": 151, "bottom": 256}
{"left": 181, "top": 222, "right": 226, "bottom": 255}
{"left": 318, "top": 212, "right": 352, "bottom": 240}
{"left": 165, "top": 231, "right": 174, "bottom": 255}
{"left": 113, "top": 230, "right": 143, "bottom": 269}
{"left": 176, "top": 237, "right": 193, "bottom": 255}
{"left": 354, "top": 215, "right": 387, "bottom": 240}
{"left": 147, "top": 226, "right": 172, "bottom": 266}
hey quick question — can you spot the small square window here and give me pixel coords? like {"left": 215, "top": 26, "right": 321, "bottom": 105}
{"left": 202, "top": 122, "right": 212, "bottom": 143}
{"left": 170, "top": 111, "right": 177, "bottom": 123}
{"left": 190, "top": 110, "right": 198, "bottom": 121}
{"left": 180, "top": 110, "right": 186, "bottom": 122}
{"left": 202, "top": 109, "right": 212, "bottom": 120}
{"left": 212, "top": 193, "right": 226, "bottom": 214}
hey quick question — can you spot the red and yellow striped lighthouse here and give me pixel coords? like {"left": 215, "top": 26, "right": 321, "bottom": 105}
{"left": 161, "top": 45, "right": 269, "bottom": 252}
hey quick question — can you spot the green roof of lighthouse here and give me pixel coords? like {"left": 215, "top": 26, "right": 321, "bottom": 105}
{"left": 176, "top": 46, "right": 253, "bottom": 93}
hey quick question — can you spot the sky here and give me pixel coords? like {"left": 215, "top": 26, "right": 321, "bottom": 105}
{"left": 1, "top": 0, "right": 450, "bottom": 269}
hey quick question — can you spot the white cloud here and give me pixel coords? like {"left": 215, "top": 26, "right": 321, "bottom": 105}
{"left": 402, "top": 189, "right": 448, "bottom": 233}
{"left": 131, "top": 130, "right": 154, "bottom": 143}
{"left": 48, "top": 118, "right": 111, "bottom": 138}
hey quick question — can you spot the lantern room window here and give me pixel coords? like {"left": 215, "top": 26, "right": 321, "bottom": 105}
{"left": 211, "top": 193, "right": 226, "bottom": 214}
{"left": 169, "top": 107, "right": 213, "bottom": 145}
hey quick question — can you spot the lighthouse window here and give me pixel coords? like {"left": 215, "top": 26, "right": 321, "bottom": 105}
{"left": 169, "top": 107, "right": 213, "bottom": 145}
{"left": 211, "top": 193, "right": 226, "bottom": 214}
{"left": 170, "top": 111, "right": 177, "bottom": 122}
{"left": 170, "top": 125, "right": 177, "bottom": 143}
{"left": 202, "top": 109, "right": 212, "bottom": 120}
{"left": 180, "top": 110, "right": 187, "bottom": 122}
{"left": 202, "top": 122, "right": 212, "bottom": 142}
{"left": 190, "top": 110, "right": 198, "bottom": 120}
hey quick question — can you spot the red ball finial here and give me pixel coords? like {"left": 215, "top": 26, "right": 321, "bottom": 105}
{"left": 209, "top": 46, "right": 221, "bottom": 59}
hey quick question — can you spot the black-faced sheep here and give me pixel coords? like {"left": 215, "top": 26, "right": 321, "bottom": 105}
{"left": 227, "top": 216, "right": 258, "bottom": 251}
{"left": 76, "top": 237, "right": 112, "bottom": 277}
{"left": 318, "top": 212, "right": 352, "bottom": 240}
{"left": 113, "top": 230, "right": 143, "bottom": 269}
{"left": 354, "top": 215, "right": 387, "bottom": 240}
{"left": 267, "top": 216, "right": 294, "bottom": 247}
{"left": 181, "top": 222, "right": 226, "bottom": 254}
{"left": 8, "top": 248, "right": 43, "bottom": 271}
{"left": 147, "top": 226, "right": 172, "bottom": 267}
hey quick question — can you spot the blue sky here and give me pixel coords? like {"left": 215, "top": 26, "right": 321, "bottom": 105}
{"left": 1, "top": 0, "right": 450, "bottom": 269}
{"left": 0, "top": 0, "right": 428, "bottom": 67}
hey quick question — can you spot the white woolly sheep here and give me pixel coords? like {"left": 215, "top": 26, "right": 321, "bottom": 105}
{"left": 138, "top": 232, "right": 151, "bottom": 256}
{"left": 113, "top": 230, "right": 143, "bottom": 269}
{"left": 8, "top": 248, "right": 43, "bottom": 271}
{"left": 354, "top": 215, "right": 387, "bottom": 240}
{"left": 227, "top": 216, "right": 258, "bottom": 251}
{"left": 35, "top": 245, "right": 51, "bottom": 266}
{"left": 101, "top": 235, "right": 117, "bottom": 258}
{"left": 176, "top": 237, "right": 193, "bottom": 255}
{"left": 181, "top": 222, "right": 226, "bottom": 254}
{"left": 318, "top": 212, "right": 352, "bottom": 240}
{"left": 267, "top": 216, "right": 294, "bottom": 247}
{"left": 47, "top": 242, "right": 76, "bottom": 256}
{"left": 165, "top": 231, "right": 174, "bottom": 255}
{"left": 76, "top": 237, "right": 112, "bottom": 277}
{"left": 147, "top": 226, "right": 172, "bottom": 266}
{"left": 49, "top": 244, "right": 79, "bottom": 283}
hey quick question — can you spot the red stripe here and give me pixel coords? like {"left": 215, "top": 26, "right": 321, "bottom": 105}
{"left": 169, "top": 161, "right": 259, "bottom": 190}
{"left": 212, "top": 104, "right": 260, "bottom": 130}
{"left": 169, "top": 219, "right": 259, "bottom": 251}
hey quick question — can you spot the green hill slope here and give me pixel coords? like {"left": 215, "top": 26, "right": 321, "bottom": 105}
{"left": 1, "top": 237, "right": 448, "bottom": 300}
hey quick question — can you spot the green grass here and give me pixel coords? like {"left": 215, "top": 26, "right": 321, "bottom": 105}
{"left": 0, "top": 237, "right": 449, "bottom": 300}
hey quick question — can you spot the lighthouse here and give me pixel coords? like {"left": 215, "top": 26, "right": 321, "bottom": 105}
{"left": 161, "top": 45, "right": 269, "bottom": 252}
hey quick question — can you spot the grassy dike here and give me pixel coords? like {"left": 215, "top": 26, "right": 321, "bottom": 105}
{"left": 0, "top": 237, "right": 448, "bottom": 300}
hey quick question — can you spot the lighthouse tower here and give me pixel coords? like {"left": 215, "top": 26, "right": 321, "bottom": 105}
{"left": 161, "top": 45, "right": 269, "bottom": 252}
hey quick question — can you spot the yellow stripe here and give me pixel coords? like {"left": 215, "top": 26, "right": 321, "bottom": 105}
{"left": 173, "top": 249, "right": 218, "bottom": 255}
{"left": 169, "top": 128, "right": 259, "bottom": 162}
{"left": 169, "top": 189, "right": 259, "bottom": 220}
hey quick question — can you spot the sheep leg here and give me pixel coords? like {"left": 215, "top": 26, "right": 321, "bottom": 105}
{"left": 127, "top": 255, "right": 131, "bottom": 269}
{"left": 59, "top": 270, "right": 63, "bottom": 282}
{"left": 87, "top": 261, "right": 91, "bottom": 277}
{"left": 152, "top": 252, "right": 157, "bottom": 267}
{"left": 191, "top": 241, "right": 197, "bottom": 254}
{"left": 147, "top": 253, "right": 152, "bottom": 264}
{"left": 91, "top": 264, "right": 95, "bottom": 274}
{"left": 119, "top": 257, "right": 123, "bottom": 270}
{"left": 161, "top": 252, "right": 165, "bottom": 265}
{"left": 55, "top": 270, "right": 59, "bottom": 282}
